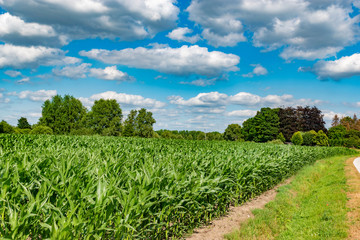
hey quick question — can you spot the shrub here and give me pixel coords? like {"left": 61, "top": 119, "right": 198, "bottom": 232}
{"left": 344, "top": 137, "right": 360, "bottom": 148}
{"left": 277, "top": 132, "right": 286, "bottom": 143}
{"left": 314, "top": 130, "right": 329, "bottom": 146}
{"left": 267, "top": 139, "right": 284, "bottom": 144}
{"left": 328, "top": 125, "right": 347, "bottom": 139}
{"left": 30, "top": 126, "right": 53, "bottom": 135}
{"left": 20, "top": 128, "right": 31, "bottom": 134}
{"left": 291, "top": 131, "right": 303, "bottom": 145}
{"left": 70, "top": 128, "right": 95, "bottom": 136}
{"left": 302, "top": 130, "right": 317, "bottom": 146}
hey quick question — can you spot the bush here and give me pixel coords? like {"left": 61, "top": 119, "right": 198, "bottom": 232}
{"left": 329, "top": 138, "right": 345, "bottom": 147}
{"left": 291, "top": 131, "right": 303, "bottom": 145}
{"left": 30, "top": 126, "right": 53, "bottom": 135}
{"left": 267, "top": 139, "right": 284, "bottom": 144}
{"left": 19, "top": 128, "right": 31, "bottom": 134}
{"left": 0, "top": 120, "right": 14, "bottom": 133}
{"left": 314, "top": 130, "right": 329, "bottom": 146}
{"left": 344, "top": 137, "right": 360, "bottom": 148}
{"left": 277, "top": 132, "right": 286, "bottom": 143}
{"left": 328, "top": 125, "right": 347, "bottom": 140}
{"left": 302, "top": 130, "right": 317, "bottom": 146}
{"left": 70, "top": 128, "right": 95, "bottom": 136}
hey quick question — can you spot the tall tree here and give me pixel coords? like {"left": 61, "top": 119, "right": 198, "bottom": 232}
{"left": 331, "top": 114, "right": 340, "bottom": 127}
{"left": 86, "top": 99, "right": 122, "bottom": 135}
{"left": 17, "top": 117, "right": 31, "bottom": 129}
{"left": 135, "top": 108, "right": 156, "bottom": 138}
{"left": 297, "top": 106, "right": 326, "bottom": 132}
{"left": 242, "top": 108, "right": 280, "bottom": 142}
{"left": 223, "top": 124, "right": 242, "bottom": 141}
{"left": 277, "top": 107, "right": 298, "bottom": 141}
{"left": 39, "top": 95, "right": 86, "bottom": 134}
{"left": 123, "top": 110, "right": 137, "bottom": 137}
{"left": 340, "top": 116, "right": 354, "bottom": 131}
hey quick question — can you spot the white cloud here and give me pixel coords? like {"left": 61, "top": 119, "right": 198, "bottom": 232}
{"left": 4, "top": 70, "right": 21, "bottom": 77}
{"left": 80, "top": 45, "right": 240, "bottom": 77}
{"left": 1, "top": 0, "right": 179, "bottom": 43}
{"left": 16, "top": 77, "right": 30, "bottom": 84}
{"left": 229, "top": 92, "right": 262, "bottom": 106}
{"left": 14, "top": 90, "right": 57, "bottom": 102}
{"left": 89, "top": 66, "right": 134, "bottom": 82}
{"left": 301, "top": 53, "right": 360, "bottom": 80}
{"left": 226, "top": 110, "right": 257, "bottom": 117}
{"left": 168, "top": 92, "right": 228, "bottom": 107}
{"left": 167, "top": 27, "right": 200, "bottom": 44}
{"left": 0, "top": 44, "right": 80, "bottom": 69}
{"left": 187, "top": 0, "right": 359, "bottom": 59}
{"left": 52, "top": 63, "right": 91, "bottom": 79}
{"left": 0, "top": 13, "right": 64, "bottom": 47}
{"left": 81, "top": 91, "right": 166, "bottom": 109}
{"left": 322, "top": 110, "right": 345, "bottom": 121}
{"left": 179, "top": 78, "right": 217, "bottom": 87}
{"left": 242, "top": 64, "right": 268, "bottom": 78}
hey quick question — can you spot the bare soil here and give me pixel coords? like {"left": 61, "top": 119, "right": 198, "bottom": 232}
{"left": 185, "top": 178, "right": 292, "bottom": 240}
{"left": 345, "top": 157, "right": 360, "bottom": 240}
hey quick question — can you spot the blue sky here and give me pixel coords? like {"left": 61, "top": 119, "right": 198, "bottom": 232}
{"left": 0, "top": 0, "right": 360, "bottom": 132}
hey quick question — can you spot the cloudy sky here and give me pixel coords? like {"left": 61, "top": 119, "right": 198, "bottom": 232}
{"left": 0, "top": 0, "right": 360, "bottom": 132}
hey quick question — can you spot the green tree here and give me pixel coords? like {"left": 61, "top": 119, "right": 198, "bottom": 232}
{"left": 207, "top": 131, "right": 223, "bottom": 141}
{"left": 302, "top": 130, "right": 317, "bottom": 146}
{"left": 135, "top": 108, "right": 156, "bottom": 138}
{"left": 123, "top": 110, "right": 137, "bottom": 137}
{"left": 242, "top": 108, "right": 280, "bottom": 142}
{"left": 327, "top": 125, "right": 347, "bottom": 140}
{"left": 0, "top": 120, "right": 14, "bottom": 133}
{"left": 291, "top": 131, "right": 303, "bottom": 145}
{"left": 17, "top": 117, "right": 31, "bottom": 129}
{"left": 39, "top": 95, "right": 86, "bottom": 134}
{"left": 314, "top": 130, "right": 329, "bottom": 146}
{"left": 223, "top": 124, "right": 242, "bottom": 141}
{"left": 86, "top": 99, "right": 122, "bottom": 136}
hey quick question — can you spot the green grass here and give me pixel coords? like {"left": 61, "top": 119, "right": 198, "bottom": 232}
{"left": 226, "top": 155, "right": 354, "bottom": 240}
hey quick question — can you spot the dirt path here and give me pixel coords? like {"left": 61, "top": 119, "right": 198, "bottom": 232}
{"left": 345, "top": 157, "right": 360, "bottom": 240}
{"left": 186, "top": 178, "right": 292, "bottom": 240}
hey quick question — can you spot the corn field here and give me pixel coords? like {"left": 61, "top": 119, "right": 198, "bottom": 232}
{"left": 0, "top": 134, "right": 356, "bottom": 239}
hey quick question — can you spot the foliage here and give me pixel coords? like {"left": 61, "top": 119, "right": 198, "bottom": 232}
{"left": 328, "top": 125, "right": 347, "bottom": 140}
{"left": 242, "top": 108, "right": 280, "bottom": 142}
{"left": 267, "top": 139, "right": 284, "bottom": 144}
{"left": 291, "top": 131, "right": 303, "bottom": 145}
{"left": 277, "top": 107, "right": 298, "bottom": 141}
{"left": 302, "top": 130, "right": 317, "bottom": 146}
{"left": 277, "top": 132, "right": 286, "bottom": 143}
{"left": 30, "top": 125, "right": 53, "bottom": 135}
{"left": 69, "top": 128, "right": 95, "bottom": 136}
{"left": 223, "top": 124, "right": 242, "bottom": 141}
{"left": 123, "top": 110, "right": 137, "bottom": 137}
{"left": 85, "top": 99, "right": 122, "bottom": 136}
{"left": 206, "top": 132, "right": 223, "bottom": 141}
{"left": 19, "top": 129, "right": 31, "bottom": 134}
{"left": 135, "top": 108, "right": 156, "bottom": 138}
{"left": 0, "top": 135, "right": 355, "bottom": 239}
{"left": 39, "top": 95, "right": 86, "bottom": 134}
{"left": 0, "top": 120, "right": 14, "bottom": 134}
{"left": 313, "top": 130, "right": 329, "bottom": 146}
{"left": 17, "top": 117, "right": 31, "bottom": 129}
{"left": 296, "top": 106, "right": 326, "bottom": 133}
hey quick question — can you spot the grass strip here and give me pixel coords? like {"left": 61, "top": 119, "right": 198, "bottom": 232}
{"left": 226, "top": 155, "right": 354, "bottom": 240}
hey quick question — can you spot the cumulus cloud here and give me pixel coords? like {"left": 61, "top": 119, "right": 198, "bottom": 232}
{"left": 226, "top": 109, "right": 257, "bottom": 117}
{"left": 16, "top": 77, "right": 30, "bottom": 84}
{"left": 180, "top": 78, "right": 217, "bottom": 87}
{"left": 12, "top": 89, "right": 57, "bottom": 102}
{"left": 170, "top": 91, "right": 323, "bottom": 110}
{"left": 0, "top": 93, "right": 10, "bottom": 103}
{"left": 0, "top": 44, "right": 80, "bottom": 69}
{"left": 80, "top": 45, "right": 240, "bottom": 77}
{"left": 300, "top": 53, "right": 360, "bottom": 80}
{"left": 168, "top": 92, "right": 228, "bottom": 107}
{"left": 89, "top": 66, "right": 134, "bottom": 82}
{"left": 4, "top": 70, "right": 21, "bottom": 77}
{"left": 0, "top": 13, "right": 64, "bottom": 47}
{"left": 81, "top": 91, "right": 166, "bottom": 109}
{"left": 187, "top": 0, "right": 359, "bottom": 59}
{"left": 0, "top": 0, "right": 179, "bottom": 43}
{"left": 52, "top": 63, "right": 91, "bottom": 79}
{"left": 167, "top": 27, "right": 200, "bottom": 44}
{"left": 242, "top": 64, "right": 268, "bottom": 78}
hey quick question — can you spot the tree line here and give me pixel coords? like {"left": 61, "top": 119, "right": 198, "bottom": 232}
{"left": 0, "top": 95, "right": 156, "bottom": 137}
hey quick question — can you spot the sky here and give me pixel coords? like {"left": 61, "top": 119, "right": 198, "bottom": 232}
{"left": 0, "top": 0, "right": 360, "bottom": 132}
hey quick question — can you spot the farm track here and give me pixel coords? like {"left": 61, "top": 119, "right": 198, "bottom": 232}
{"left": 186, "top": 178, "right": 293, "bottom": 240}
{"left": 346, "top": 156, "right": 360, "bottom": 239}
